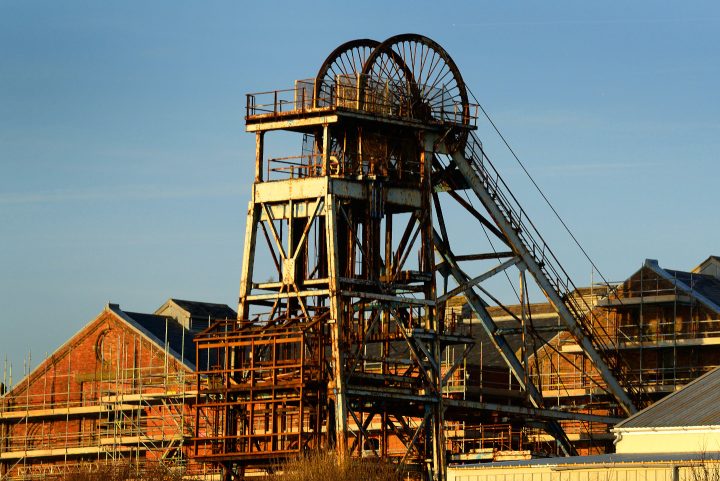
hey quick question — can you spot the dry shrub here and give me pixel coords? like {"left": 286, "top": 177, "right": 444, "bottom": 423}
{"left": 60, "top": 461, "right": 186, "bottom": 481}
{"left": 689, "top": 458, "right": 720, "bottom": 481}
{"left": 267, "top": 452, "right": 404, "bottom": 481}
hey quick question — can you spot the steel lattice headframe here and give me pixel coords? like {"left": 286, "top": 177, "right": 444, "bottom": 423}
{"left": 193, "top": 34, "right": 644, "bottom": 481}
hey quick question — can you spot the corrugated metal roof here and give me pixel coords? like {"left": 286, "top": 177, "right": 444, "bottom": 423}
{"left": 617, "top": 365, "right": 720, "bottom": 428}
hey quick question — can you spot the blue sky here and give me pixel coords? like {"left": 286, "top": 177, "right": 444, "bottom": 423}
{"left": 1, "top": 1, "right": 719, "bottom": 379}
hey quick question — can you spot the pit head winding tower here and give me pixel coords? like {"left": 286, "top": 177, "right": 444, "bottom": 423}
{"left": 193, "top": 34, "right": 643, "bottom": 481}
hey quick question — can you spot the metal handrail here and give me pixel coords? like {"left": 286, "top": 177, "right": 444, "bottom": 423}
{"left": 267, "top": 154, "right": 323, "bottom": 180}
{"left": 246, "top": 74, "right": 480, "bottom": 126}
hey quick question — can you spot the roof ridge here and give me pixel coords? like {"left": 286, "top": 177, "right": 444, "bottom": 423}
{"left": 644, "top": 260, "right": 720, "bottom": 315}
{"left": 170, "top": 298, "right": 233, "bottom": 306}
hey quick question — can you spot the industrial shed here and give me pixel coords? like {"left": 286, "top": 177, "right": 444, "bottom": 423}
{"left": 448, "top": 362, "right": 720, "bottom": 481}
{"left": 448, "top": 453, "right": 717, "bottom": 481}
{"left": 613, "top": 364, "right": 720, "bottom": 454}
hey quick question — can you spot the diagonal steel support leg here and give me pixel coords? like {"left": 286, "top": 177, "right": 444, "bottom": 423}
{"left": 433, "top": 230, "right": 576, "bottom": 456}
{"left": 449, "top": 146, "right": 637, "bottom": 415}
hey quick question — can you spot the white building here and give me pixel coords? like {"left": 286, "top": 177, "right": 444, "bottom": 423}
{"left": 448, "top": 365, "right": 720, "bottom": 481}
{"left": 613, "top": 365, "right": 720, "bottom": 454}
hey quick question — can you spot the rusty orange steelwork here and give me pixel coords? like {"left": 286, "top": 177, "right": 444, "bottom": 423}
{"left": 192, "top": 34, "right": 641, "bottom": 481}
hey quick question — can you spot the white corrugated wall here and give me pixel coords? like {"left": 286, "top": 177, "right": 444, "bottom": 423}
{"left": 448, "top": 465, "right": 677, "bottom": 481}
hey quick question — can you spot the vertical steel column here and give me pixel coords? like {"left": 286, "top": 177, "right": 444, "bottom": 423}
{"left": 325, "top": 193, "right": 348, "bottom": 454}
{"left": 237, "top": 133, "right": 264, "bottom": 321}
{"left": 423, "top": 135, "right": 445, "bottom": 481}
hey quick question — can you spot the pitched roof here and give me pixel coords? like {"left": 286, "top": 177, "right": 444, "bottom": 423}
{"left": 447, "top": 295, "right": 568, "bottom": 368}
{"left": 167, "top": 299, "right": 236, "bottom": 321}
{"left": 3, "top": 303, "right": 197, "bottom": 398}
{"left": 467, "top": 314, "right": 562, "bottom": 368}
{"left": 616, "top": 365, "right": 720, "bottom": 429}
{"left": 644, "top": 259, "right": 720, "bottom": 314}
{"left": 692, "top": 255, "right": 720, "bottom": 274}
{"left": 665, "top": 269, "right": 720, "bottom": 307}
{"left": 122, "top": 311, "right": 196, "bottom": 367}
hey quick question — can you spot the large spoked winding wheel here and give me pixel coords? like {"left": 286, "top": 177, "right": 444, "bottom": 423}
{"left": 361, "top": 34, "right": 471, "bottom": 152}
{"left": 313, "top": 39, "right": 381, "bottom": 175}
{"left": 314, "top": 39, "right": 381, "bottom": 108}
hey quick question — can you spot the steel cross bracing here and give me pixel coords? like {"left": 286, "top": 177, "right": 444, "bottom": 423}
{"left": 432, "top": 232, "right": 576, "bottom": 456}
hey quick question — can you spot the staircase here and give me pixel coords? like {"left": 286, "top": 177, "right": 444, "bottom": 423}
{"left": 449, "top": 131, "right": 644, "bottom": 414}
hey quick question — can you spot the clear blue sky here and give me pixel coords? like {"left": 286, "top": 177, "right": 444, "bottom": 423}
{"left": 1, "top": 1, "right": 719, "bottom": 379}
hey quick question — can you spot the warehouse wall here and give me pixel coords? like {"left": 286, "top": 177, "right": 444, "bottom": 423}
{"left": 448, "top": 465, "right": 675, "bottom": 481}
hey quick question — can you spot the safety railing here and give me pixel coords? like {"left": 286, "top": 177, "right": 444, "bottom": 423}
{"left": 0, "top": 371, "right": 194, "bottom": 466}
{"left": 245, "top": 83, "right": 314, "bottom": 116}
{"left": 5, "top": 460, "right": 222, "bottom": 481}
{"left": 0, "top": 367, "right": 192, "bottom": 413}
{"left": 615, "top": 317, "right": 720, "bottom": 344}
{"left": 265, "top": 151, "right": 422, "bottom": 181}
{"left": 446, "top": 423, "right": 521, "bottom": 453}
{"left": 531, "top": 363, "right": 719, "bottom": 394}
{"left": 267, "top": 154, "right": 323, "bottom": 180}
{"left": 591, "top": 302, "right": 720, "bottom": 345}
{"left": 246, "top": 74, "right": 479, "bottom": 126}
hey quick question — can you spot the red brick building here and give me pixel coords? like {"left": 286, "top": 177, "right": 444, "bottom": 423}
{"left": 0, "top": 299, "right": 234, "bottom": 479}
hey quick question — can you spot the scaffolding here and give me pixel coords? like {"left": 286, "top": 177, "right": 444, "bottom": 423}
{"left": 528, "top": 264, "right": 720, "bottom": 397}
{"left": 472, "top": 261, "right": 720, "bottom": 455}
{"left": 0, "top": 317, "right": 220, "bottom": 480}
{"left": 435, "top": 259, "right": 720, "bottom": 457}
